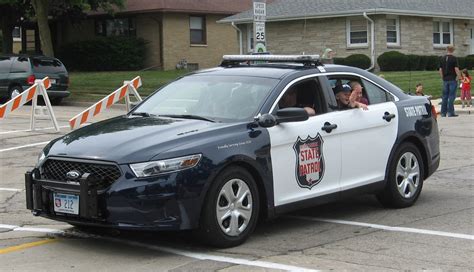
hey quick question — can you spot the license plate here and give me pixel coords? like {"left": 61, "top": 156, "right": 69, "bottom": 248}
{"left": 53, "top": 193, "right": 79, "bottom": 215}
{"left": 50, "top": 79, "right": 57, "bottom": 84}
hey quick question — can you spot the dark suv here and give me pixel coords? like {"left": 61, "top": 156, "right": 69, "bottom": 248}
{"left": 0, "top": 55, "right": 70, "bottom": 104}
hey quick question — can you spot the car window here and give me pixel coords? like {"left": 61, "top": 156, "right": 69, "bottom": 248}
{"left": 10, "top": 57, "right": 31, "bottom": 73}
{"left": 31, "top": 58, "right": 66, "bottom": 74}
{"left": 276, "top": 78, "right": 326, "bottom": 115}
{"left": 361, "top": 78, "right": 395, "bottom": 104}
{"left": 135, "top": 75, "right": 278, "bottom": 122}
{"left": 0, "top": 57, "right": 12, "bottom": 73}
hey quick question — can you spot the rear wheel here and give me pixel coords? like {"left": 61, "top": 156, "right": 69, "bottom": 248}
{"left": 377, "top": 142, "right": 424, "bottom": 208}
{"left": 196, "top": 166, "right": 259, "bottom": 248}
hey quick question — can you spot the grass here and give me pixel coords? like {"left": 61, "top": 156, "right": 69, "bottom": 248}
{"left": 68, "top": 69, "right": 473, "bottom": 102}
{"left": 69, "top": 70, "right": 188, "bottom": 101}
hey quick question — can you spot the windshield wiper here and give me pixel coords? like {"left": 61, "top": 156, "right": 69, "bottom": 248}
{"left": 130, "top": 112, "right": 152, "bottom": 117}
{"left": 159, "top": 114, "right": 215, "bottom": 122}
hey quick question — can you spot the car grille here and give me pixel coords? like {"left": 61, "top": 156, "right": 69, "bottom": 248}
{"left": 41, "top": 159, "right": 121, "bottom": 190}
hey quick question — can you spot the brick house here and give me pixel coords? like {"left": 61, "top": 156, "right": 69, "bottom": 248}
{"left": 220, "top": 0, "right": 474, "bottom": 68}
{"left": 21, "top": 0, "right": 254, "bottom": 70}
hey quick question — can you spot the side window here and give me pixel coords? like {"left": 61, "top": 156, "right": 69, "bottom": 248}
{"left": 361, "top": 78, "right": 394, "bottom": 104}
{"left": 0, "top": 57, "right": 12, "bottom": 73}
{"left": 10, "top": 57, "right": 31, "bottom": 73}
{"left": 276, "top": 78, "right": 326, "bottom": 116}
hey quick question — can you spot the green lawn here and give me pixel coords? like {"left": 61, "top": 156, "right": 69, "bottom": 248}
{"left": 68, "top": 69, "right": 472, "bottom": 102}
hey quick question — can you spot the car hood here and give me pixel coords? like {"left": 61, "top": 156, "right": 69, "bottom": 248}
{"left": 46, "top": 115, "right": 225, "bottom": 164}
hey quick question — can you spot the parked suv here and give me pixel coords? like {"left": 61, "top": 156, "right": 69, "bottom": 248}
{"left": 0, "top": 55, "right": 70, "bottom": 104}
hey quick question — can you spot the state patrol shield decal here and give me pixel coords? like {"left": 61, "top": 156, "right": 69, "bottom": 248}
{"left": 293, "top": 133, "right": 325, "bottom": 189}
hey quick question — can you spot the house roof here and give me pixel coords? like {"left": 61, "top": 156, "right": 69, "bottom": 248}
{"left": 220, "top": 0, "right": 474, "bottom": 23}
{"left": 104, "top": 0, "right": 255, "bottom": 15}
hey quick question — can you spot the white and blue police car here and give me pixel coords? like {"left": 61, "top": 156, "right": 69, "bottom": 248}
{"left": 26, "top": 55, "right": 440, "bottom": 247}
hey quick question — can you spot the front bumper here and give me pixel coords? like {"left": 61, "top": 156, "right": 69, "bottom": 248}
{"left": 25, "top": 167, "right": 206, "bottom": 231}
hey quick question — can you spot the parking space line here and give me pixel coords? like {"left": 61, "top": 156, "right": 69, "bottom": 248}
{"left": 0, "top": 188, "right": 23, "bottom": 192}
{"left": 0, "top": 125, "right": 69, "bottom": 135}
{"left": 0, "top": 141, "right": 50, "bottom": 153}
{"left": 0, "top": 238, "right": 57, "bottom": 255}
{"left": 287, "top": 216, "right": 474, "bottom": 241}
{"left": 0, "top": 224, "right": 319, "bottom": 272}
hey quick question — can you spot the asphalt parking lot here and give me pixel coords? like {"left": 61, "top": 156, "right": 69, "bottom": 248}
{"left": 0, "top": 103, "right": 473, "bottom": 271}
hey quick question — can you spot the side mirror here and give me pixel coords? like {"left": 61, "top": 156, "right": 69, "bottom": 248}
{"left": 257, "top": 114, "right": 277, "bottom": 128}
{"left": 256, "top": 108, "right": 309, "bottom": 128}
{"left": 275, "top": 107, "right": 309, "bottom": 123}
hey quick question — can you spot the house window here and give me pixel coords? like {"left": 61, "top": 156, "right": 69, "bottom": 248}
{"left": 386, "top": 17, "right": 400, "bottom": 46}
{"left": 247, "top": 25, "right": 254, "bottom": 52}
{"left": 433, "top": 20, "right": 453, "bottom": 46}
{"left": 346, "top": 18, "right": 368, "bottom": 47}
{"left": 12, "top": 27, "right": 21, "bottom": 41}
{"left": 95, "top": 18, "right": 136, "bottom": 37}
{"left": 190, "top": 16, "right": 206, "bottom": 45}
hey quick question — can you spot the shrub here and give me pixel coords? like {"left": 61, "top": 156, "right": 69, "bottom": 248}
{"left": 418, "top": 55, "right": 430, "bottom": 70}
{"left": 465, "top": 55, "right": 474, "bottom": 70}
{"left": 425, "top": 55, "right": 439, "bottom": 71}
{"left": 407, "top": 54, "right": 421, "bottom": 70}
{"left": 333, "top": 57, "right": 345, "bottom": 65}
{"left": 377, "top": 51, "right": 408, "bottom": 71}
{"left": 458, "top": 57, "right": 466, "bottom": 69}
{"left": 0, "top": 32, "right": 3, "bottom": 53}
{"left": 343, "top": 54, "right": 371, "bottom": 69}
{"left": 58, "top": 37, "right": 147, "bottom": 71}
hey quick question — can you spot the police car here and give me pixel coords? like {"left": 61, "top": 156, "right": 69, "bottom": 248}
{"left": 26, "top": 55, "right": 440, "bottom": 248}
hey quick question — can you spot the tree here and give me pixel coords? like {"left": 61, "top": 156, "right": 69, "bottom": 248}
{"left": 1, "top": 0, "right": 124, "bottom": 56}
{"left": 0, "top": 0, "right": 30, "bottom": 54}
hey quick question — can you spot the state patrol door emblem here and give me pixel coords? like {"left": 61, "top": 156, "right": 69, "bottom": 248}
{"left": 293, "top": 133, "right": 325, "bottom": 189}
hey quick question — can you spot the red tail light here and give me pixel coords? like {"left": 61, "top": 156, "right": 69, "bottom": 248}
{"left": 27, "top": 75, "right": 36, "bottom": 85}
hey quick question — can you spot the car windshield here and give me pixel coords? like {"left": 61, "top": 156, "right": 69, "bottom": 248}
{"left": 134, "top": 75, "right": 278, "bottom": 122}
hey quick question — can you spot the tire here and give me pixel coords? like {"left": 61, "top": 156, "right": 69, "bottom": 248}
{"left": 195, "top": 166, "right": 260, "bottom": 248}
{"left": 377, "top": 142, "right": 424, "bottom": 208}
{"left": 9, "top": 85, "right": 23, "bottom": 100}
{"left": 51, "top": 97, "right": 63, "bottom": 105}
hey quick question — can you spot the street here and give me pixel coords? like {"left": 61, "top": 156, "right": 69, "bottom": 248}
{"left": 0, "top": 103, "right": 473, "bottom": 271}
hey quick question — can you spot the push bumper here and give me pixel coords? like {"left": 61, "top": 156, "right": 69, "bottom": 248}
{"left": 25, "top": 168, "right": 205, "bottom": 231}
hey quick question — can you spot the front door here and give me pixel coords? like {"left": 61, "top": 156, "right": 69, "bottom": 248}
{"left": 269, "top": 114, "right": 341, "bottom": 206}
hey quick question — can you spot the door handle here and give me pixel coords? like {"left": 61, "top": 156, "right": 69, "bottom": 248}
{"left": 321, "top": 122, "right": 337, "bottom": 133}
{"left": 383, "top": 112, "right": 396, "bottom": 122}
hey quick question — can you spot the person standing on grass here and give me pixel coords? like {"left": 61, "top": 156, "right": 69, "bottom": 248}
{"left": 439, "top": 45, "right": 461, "bottom": 117}
{"left": 460, "top": 69, "right": 472, "bottom": 108}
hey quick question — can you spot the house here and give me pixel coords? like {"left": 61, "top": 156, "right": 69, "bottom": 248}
{"left": 21, "top": 0, "right": 255, "bottom": 70}
{"left": 220, "top": 0, "right": 474, "bottom": 69}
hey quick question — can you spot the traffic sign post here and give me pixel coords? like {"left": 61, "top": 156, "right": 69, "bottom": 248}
{"left": 253, "top": 0, "right": 266, "bottom": 53}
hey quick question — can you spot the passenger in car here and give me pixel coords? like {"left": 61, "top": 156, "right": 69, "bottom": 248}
{"left": 334, "top": 84, "right": 368, "bottom": 110}
{"left": 349, "top": 81, "right": 369, "bottom": 105}
{"left": 279, "top": 86, "right": 316, "bottom": 116}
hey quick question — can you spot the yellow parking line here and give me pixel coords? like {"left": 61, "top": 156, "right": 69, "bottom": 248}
{"left": 0, "top": 238, "right": 57, "bottom": 254}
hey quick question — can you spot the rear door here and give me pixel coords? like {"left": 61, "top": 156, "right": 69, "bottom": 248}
{"left": 324, "top": 74, "right": 398, "bottom": 191}
{"left": 0, "top": 57, "right": 13, "bottom": 96}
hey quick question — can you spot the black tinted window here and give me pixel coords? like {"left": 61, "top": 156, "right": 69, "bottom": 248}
{"left": 11, "top": 57, "right": 31, "bottom": 72}
{"left": 0, "top": 57, "right": 12, "bottom": 73}
{"left": 32, "top": 58, "right": 66, "bottom": 74}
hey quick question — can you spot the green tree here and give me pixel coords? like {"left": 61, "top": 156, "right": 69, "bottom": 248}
{"left": 0, "top": 0, "right": 124, "bottom": 56}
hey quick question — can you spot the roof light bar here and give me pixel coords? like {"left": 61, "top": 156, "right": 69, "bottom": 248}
{"left": 222, "top": 54, "right": 320, "bottom": 62}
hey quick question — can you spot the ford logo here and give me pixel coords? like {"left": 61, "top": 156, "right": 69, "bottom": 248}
{"left": 66, "top": 170, "right": 81, "bottom": 180}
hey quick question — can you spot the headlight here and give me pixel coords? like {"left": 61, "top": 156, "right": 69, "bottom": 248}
{"left": 130, "top": 154, "right": 202, "bottom": 178}
{"left": 37, "top": 151, "right": 46, "bottom": 165}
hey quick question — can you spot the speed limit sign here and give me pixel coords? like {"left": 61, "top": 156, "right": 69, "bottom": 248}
{"left": 255, "top": 22, "right": 265, "bottom": 42}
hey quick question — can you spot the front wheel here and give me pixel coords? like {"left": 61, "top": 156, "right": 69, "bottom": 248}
{"left": 196, "top": 166, "right": 259, "bottom": 248}
{"left": 377, "top": 143, "right": 424, "bottom": 208}
{"left": 9, "top": 85, "right": 23, "bottom": 100}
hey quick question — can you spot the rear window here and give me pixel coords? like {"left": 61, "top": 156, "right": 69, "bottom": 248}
{"left": 32, "top": 58, "right": 66, "bottom": 74}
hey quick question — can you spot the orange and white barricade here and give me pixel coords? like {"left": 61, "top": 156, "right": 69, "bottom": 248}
{"left": 0, "top": 77, "right": 60, "bottom": 132}
{"left": 69, "top": 76, "right": 142, "bottom": 130}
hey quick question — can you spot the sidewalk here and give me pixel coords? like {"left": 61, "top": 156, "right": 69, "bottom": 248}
{"left": 431, "top": 98, "right": 472, "bottom": 115}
